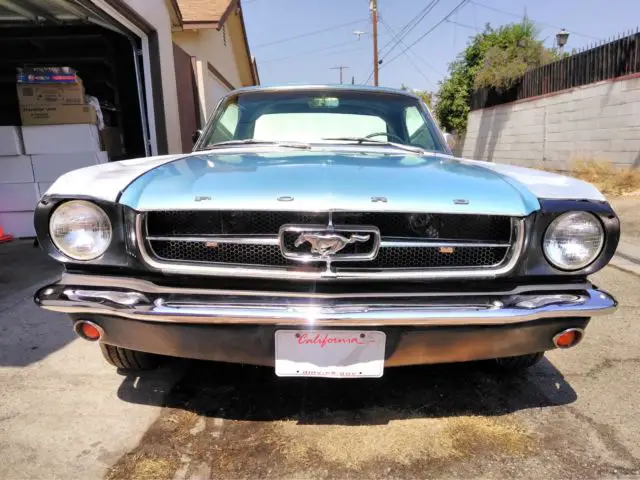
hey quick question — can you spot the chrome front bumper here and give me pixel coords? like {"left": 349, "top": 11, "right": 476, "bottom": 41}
{"left": 35, "top": 274, "right": 617, "bottom": 327}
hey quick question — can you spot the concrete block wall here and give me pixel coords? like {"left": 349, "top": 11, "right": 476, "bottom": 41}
{"left": 461, "top": 75, "right": 640, "bottom": 169}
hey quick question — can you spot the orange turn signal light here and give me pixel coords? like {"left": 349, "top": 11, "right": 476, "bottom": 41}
{"left": 553, "top": 328, "right": 583, "bottom": 349}
{"left": 73, "top": 321, "right": 103, "bottom": 341}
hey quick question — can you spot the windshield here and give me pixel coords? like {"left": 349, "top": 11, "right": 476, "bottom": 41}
{"left": 197, "top": 89, "right": 447, "bottom": 153}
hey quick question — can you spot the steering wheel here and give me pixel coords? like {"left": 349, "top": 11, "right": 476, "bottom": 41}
{"left": 365, "top": 132, "right": 405, "bottom": 143}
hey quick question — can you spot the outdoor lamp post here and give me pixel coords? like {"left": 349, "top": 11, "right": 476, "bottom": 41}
{"left": 556, "top": 28, "right": 570, "bottom": 56}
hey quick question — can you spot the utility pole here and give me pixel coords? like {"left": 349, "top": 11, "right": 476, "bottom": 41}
{"left": 330, "top": 65, "right": 349, "bottom": 83}
{"left": 370, "top": 0, "right": 379, "bottom": 86}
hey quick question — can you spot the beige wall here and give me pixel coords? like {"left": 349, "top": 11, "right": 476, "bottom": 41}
{"left": 462, "top": 76, "right": 640, "bottom": 169}
{"left": 124, "top": 0, "right": 183, "bottom": 155}
{"left": 173, "top": 24, "right": 245, "bottom": 125}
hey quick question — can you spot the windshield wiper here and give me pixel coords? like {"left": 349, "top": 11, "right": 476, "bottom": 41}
{"left": 204, "top": 139, "right": 310, "bottom": 150}
{"left": 321, "top": 137, "right": 426, "bottom": 155}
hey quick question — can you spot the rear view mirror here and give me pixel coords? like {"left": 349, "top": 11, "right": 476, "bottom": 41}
{"left": 192, "top": 129, "right": 202, "bottom": 145}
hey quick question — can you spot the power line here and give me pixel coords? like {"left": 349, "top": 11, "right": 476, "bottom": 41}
{"left": 470, "top": 1, "right": 601, "bottom": 41}
{"left": 446, "top": 18, "right": 481, "bottom": 32}
{"left": 259, "top": 40, "right": 357, "bottom": 64}
{"left": 379, "top": 18, "right": 436, "bottom": 88}
{"left": 362, "top": 0, "right": 440, "bottom": 84}
{"left": 378, "top": 0, "right": 441, "bottom": 59}
{"left": 382, "top": 0, "right": 471, "bottom": 70}
{"left": 253, "top": 18, "right": 367, "bottom": 49}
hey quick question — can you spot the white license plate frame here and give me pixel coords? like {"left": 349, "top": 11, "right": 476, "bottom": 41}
{"left": 274, "top": 330, "right": 386, "bottom": 378}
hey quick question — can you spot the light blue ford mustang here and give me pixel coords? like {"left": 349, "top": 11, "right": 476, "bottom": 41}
{"left": 34, "top": 85, "right": 619, "bottom": 377}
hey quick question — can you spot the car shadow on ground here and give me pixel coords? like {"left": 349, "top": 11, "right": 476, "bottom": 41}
{"left": 116, "top": 356, "right": 576, "bottom": 424}
{"left": 0, "top": 239, "right": 72, "bottom": 367}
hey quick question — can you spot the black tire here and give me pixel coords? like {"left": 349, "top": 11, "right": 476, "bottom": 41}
{"left": 494, "top": 352, "right": 544, "bottom": 371}
{"left": 99, "top": 343, "right": 159, "bottom": 371}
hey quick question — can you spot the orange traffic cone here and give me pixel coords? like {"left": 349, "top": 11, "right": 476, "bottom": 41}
{"left": 0, "top": 225, "right": 13, "bottom": 243}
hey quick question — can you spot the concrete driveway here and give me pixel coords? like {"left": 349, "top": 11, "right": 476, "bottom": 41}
{"left": 1, "top": 241, "right": 639, "bottom": 479}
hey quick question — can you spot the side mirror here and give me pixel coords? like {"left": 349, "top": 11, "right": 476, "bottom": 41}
{"left": 192, "top": 129, "right": 202, "bottom": 145}
{"left": 443, "top": 132, "right": 457, "bottom": 151}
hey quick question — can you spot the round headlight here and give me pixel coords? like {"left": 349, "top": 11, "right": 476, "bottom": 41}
{"left": 49, "top": 200, "right": 112, "bottom": 260}
{"left": 543, "top": 211, "right": 604, "bottom": 271}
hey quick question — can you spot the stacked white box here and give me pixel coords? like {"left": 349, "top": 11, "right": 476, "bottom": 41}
{"left": 31, "top": 151, "right": 108, "bottom": 182}
{"left": 22, "top": 124, "right": 101, "bottom": 154}
{"left": 0, "top": 155, "right": 34, "bottom": 183}
{"left": 0, "top": 212, "right": 35, "bottom": 238}
{"left": 0, "top": 127, "right": 24, "bottom": 156}
{"left": 0, "top": 124, "right": 108, "bottom": 238}
{"left": 0, "top": 183, "right": 39, "bottom": 211}
{"left": 0, "top": 129, "right": 34, "bottom": 237}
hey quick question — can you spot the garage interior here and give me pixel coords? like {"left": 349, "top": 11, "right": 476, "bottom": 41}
{"left": 0, "top": 1, "right": 150, "bottom": 159}
{"left": 0, "top": 0, "right": 158, "bottom": 238}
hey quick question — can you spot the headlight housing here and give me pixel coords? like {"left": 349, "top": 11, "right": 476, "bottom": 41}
{"left": 543, "top": 211, "right": 604, "bottom": 271}
{"left": 49, "top": 200, "right": 112, "bottom": 260}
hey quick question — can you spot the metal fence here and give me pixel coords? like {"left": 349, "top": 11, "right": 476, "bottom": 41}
{"left": 470, "top": 31, "right": 640, "bottom": 110}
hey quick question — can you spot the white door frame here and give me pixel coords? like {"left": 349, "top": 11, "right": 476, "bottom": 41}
{"left": 84, "top": 0, "right": 159, "bottom": 156}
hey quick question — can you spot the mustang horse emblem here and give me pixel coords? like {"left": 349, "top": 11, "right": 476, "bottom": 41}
{"left": 294, "top": 232, "right": 370, "bottom": 257}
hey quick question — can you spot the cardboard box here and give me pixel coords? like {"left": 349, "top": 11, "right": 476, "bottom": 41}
{"left": 0, "top": 211, "right": 35, "bottom": 237}
{"left": 0, "top": 126, "right": 24, "bottom": 155}
{"left": 17, "top": 81, "right": 85, "bottom": 106}
{"left": 99, "top": 126, "right": 124, "bottom": 158}
{"left": 0, "top": 155, "right": 34, "bottom": 183}
{"left": 17, "top": 66, "right": 79, "bottom": 84}
{"left": 0, "top": 183, "right": 39, "bottom": 212}
{"left": 20, "top": 104, "right": 97, "bottom": 126}
{"left": 22, "top": 124, "right": 101, "bottom": 154}
{"left": 31, "top": 151, "right": 108, "bottom": 182}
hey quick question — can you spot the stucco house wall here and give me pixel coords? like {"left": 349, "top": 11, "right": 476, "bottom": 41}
{"left": 173, "top": 9, "right": 252, "bottom": 125}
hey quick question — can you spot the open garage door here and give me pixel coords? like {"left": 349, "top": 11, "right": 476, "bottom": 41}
{"left": 0, "top": 0, "right": 156, "bottom": 156}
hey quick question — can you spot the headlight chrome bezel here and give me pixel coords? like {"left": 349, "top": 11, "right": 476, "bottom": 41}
{"left": 49, "top": 200, "right": 113, "bottom": 261}
{"left": 542, "top": 211, "right": 605, "bottom": 271}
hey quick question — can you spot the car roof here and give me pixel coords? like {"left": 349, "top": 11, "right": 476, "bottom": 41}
{"left": 231, "top": 84, "right": 420, "bottom": 99}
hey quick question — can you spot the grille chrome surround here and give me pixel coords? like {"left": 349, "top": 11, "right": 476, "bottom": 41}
{"left": 136, "top": 213, "right": 525, "bottom": 280}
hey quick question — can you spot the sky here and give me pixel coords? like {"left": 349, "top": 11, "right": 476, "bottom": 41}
{"left": 241, "top": 0, "right": 640, "bottom": 92}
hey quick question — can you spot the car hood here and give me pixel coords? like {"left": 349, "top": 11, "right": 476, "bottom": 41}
{"left": 115, "top": 150, "right": 541, "bottom": 216}
{"left": 45, "top": 148, "right": 606, "bottom": 216}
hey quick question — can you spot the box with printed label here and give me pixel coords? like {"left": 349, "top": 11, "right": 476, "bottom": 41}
{"left": 22, "top": 124, "right": 101, "bottom": 154}
{"left": 20, "top": 104, "right": 96, "bottom": 126}
{"left": 31, "top": 151, "right": 108, "bottom": 182}
{"left": 17, "top": 81, "right": 85, "bottom": 106}
{"left": 17, "top": 66, "right": 79, "bottom": 84}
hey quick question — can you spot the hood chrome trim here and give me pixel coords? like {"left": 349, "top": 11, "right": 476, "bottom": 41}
{"left": 135, "top": 215, "right": 525, "bottom": 280}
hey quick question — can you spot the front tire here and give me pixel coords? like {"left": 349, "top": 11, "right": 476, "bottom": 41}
{"left": 100, "top": 344, "right": 159, "bottom": 371}
{"left": 494, "top": 352, "right": 544, "bottom": 371}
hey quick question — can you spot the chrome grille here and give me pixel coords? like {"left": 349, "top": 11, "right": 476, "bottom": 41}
{"left": 146, "top": 211, "right": 512, "bottom": 241}
{"left": 139, "top": 211, "right": 522, "bottom": 279}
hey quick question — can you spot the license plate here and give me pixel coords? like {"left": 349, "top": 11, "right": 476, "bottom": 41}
{"left": 275, "top": 330, "right": 386, "bottom": 378}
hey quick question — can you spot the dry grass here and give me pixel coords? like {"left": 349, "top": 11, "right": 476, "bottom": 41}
{"left": 106, "top": 409, "right": 199, "bottom": 480}
{"left": 274, "top": 410, "right": 536, "bottom": 469}
{"left": 566, "top": 158, "right": 640, "bottom": 196}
